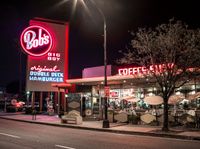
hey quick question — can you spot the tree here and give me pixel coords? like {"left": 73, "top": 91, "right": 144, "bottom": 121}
{"left": 117, "top": 19, "right": 200, "bottom": 131}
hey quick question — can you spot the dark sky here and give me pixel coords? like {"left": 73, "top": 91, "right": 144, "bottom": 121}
{"left": 0, "top": 0, "right": 200, "bottom": 87}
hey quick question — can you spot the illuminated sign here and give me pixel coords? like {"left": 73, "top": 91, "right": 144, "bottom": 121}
{"left": 110, "top": 90, "right": 119, "bottom": 98}
{"left": 30, "top": 65, "right": 60, "bottom": 72}
{"left": 29, "top": 65, "right": 63, "bottom": 82}
{"left": 25, "top": 18, "right": 69, "bottom": 91}
{"left": 47, "top": 52, "right": 61, "bottom": 61}
{"left": 20, "top": 25, "right": 53, "bottom": 57}
{"left": 118, "top": 63, "right": 174, "bottom": 76}
{"left": 104, "top": 86, "right": 110, "bottom": 97}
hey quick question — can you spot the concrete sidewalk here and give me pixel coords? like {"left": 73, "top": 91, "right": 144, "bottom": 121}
{"left": 0, "top": 112, "right": 200, "bottom": 141}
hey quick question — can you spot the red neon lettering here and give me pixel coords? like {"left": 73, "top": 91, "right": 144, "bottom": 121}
{"left": 118, "top": 63, "right": 174, "bottom": 76}
{"left": 122, "top": 69, "right": 128, "bottom": 75}
{"left": 149, "top": 65, "right": 154, "bottom": 72}
{"left": 138, "top": 67, "right": 143, "bottom": 74}
{"left": 168, "top": 63, "right": 174, "bottom": 68}
{"left": 128, "top": 68, "right": 133, "bottom": 75}
{"left": 132, "top": 68, "right": 138, "bottom": 75}
{"left": 118, "top": 69, "right": 123, "bottom": 75}
{"left": 159, "top": 64, "right": 163, "bottom": 71}
{"left": 142, "top": 67, "right": 147, "bottom": 74}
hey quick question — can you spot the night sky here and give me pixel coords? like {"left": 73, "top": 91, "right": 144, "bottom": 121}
{"left": 0, "top": 0, "right": 200, "bottom": 87}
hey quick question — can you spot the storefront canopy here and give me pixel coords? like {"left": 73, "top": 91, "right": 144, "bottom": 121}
{"left": 144, "top": 96, "right": 163, "bottom": 105}
{"left": 51, "top": 83, "right": 71, "bottom": 89}
{"left": 187, "top": 92, "right": 200, "bottom": 101}
{"left": 66, "top": 75, "right": 155, "bottom": 87}
{"left": 168, "top": 95, "right": 184, "bottom": 105}
{"left": 122, "top": 96, "right": 140, "bottom": 103}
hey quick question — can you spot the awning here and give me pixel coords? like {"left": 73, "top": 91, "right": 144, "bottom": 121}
{"left": 51, "top": 83, "right": 72, "bottom": 89}
{"left": 168, "top": 95, "right": 184, "bottom": 105}
{"left": 128, "top": 98, "right": 140, "bottom": 103}
{"left": 66, "top": 75, "right": 149, "bottom": 86}
{"left": 122, "top": 96, "right": 140, "bottom": 102}
{"left": 144, "top": 96, "right": 163, "bottom": 105}
{"left": 195, "top": 92, "right": 200, "bottom": 98}
{"left": 187, "top": 92, "right": 200, "bottom": 100}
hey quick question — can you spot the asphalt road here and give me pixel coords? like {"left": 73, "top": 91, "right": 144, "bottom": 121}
{"left": 0, "top": 119, "right": 200, "bottom": 149}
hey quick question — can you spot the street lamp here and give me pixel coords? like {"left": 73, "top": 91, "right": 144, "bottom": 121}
{"left": 97, "top": 4, "right": 110, "bottom": 128}
{"left": 70, "top": 0, "right": 110, "bottom": 128}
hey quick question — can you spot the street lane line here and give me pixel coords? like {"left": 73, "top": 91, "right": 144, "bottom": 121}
{"left": 0, "top": 132, "right": 21, "bottom": 139}
{"left": 55, "top": 144, "right": 76, "bottom": 149}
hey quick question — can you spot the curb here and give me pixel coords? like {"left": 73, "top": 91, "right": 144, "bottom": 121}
{"left": 0, "top": 116, "right": 200, "bottom": 141}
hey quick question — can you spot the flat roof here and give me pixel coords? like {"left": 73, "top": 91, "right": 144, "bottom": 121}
{"left": 66, "top": 75, "right": 149, "bottom": 86}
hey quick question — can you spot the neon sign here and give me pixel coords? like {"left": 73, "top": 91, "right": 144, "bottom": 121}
{"left": 30, "top": 65, "right": 60, "bottom": 72}
{"left": 29, "top": 65, "right": 63, "bottom": 82}
{"left": 47, "top": 52, "right": 61, "bottom": 61}
{"left": 118, "top": 63, "right": 174, "bottom": 76}
{"left": 20, "top": 25, "right": 53, "bottom": 57}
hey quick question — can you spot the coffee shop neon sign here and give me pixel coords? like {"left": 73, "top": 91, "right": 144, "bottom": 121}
{"left": 118, "top": 63, "right": 174, "bottom": 76}
{"left": 20, "top": 25, "right": 53, "bottom": 57}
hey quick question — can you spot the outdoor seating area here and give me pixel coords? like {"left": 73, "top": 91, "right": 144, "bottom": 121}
{"left": 168, "top": 109, "right": 200, "bottom": 128}
{"left": 106, "top": 93, "right": 200, "bottom": 128}
{"left": 106, "top": 108, "right": 200, "bottom": 128}
{"left": 61, "top": 110, "right": 82, "bottom": 125}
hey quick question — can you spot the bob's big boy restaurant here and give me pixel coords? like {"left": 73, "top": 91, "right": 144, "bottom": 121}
{"left": 20, "top": 18, "right": 200, "bottom": 125}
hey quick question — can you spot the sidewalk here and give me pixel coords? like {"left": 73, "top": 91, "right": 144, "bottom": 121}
{"left": 0, "top": 112, "right": 200, "bottom": 141}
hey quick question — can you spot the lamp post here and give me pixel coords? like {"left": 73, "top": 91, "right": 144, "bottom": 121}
{"left": 73, "top": 0, "right": 109, "bottom": 128}
{"left": 65, "top": 0, "right": 109, "bottom": 127}
{"left": 102, "top": 9, "right": 110, "bottom": 128}
{"left": 88, "top": 1, "right": 109, "bottom": 128}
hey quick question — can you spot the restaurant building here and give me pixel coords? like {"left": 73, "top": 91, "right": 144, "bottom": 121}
{"left": 20, "top": 18, "right": 200, "bottom": 124}
{"left": 64, "top": 65, "right": 200, "bottom": 122}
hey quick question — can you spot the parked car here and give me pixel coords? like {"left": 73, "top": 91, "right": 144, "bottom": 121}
{"left": 6, "top": 100, "right": 25, "bottom": 112}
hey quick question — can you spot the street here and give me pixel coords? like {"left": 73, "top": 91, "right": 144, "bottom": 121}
{"left": 0, "top": 119, "right": 200, "bottom": 149}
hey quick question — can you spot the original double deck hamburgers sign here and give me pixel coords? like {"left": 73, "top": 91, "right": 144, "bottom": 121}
{"left": 20, "top": 18, "right": 69, "bottom": 91}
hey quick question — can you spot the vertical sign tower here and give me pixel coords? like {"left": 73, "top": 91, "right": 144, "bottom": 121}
{"left": 20, "top": 18, "right": 69, "bottom": 92}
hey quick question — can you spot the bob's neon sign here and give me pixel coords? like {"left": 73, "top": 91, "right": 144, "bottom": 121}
{"left": 118, "top": 63, "right": 174, "bottom": 76}
{"left": 20, "top": 25, "right": 53, "bottom": 57}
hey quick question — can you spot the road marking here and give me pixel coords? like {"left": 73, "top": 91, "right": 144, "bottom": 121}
{"left": 55, "top": 144, "right": 76, "bottom": 149}
{"left": 0, "top": 132, "right": 21, "bottom": 139}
